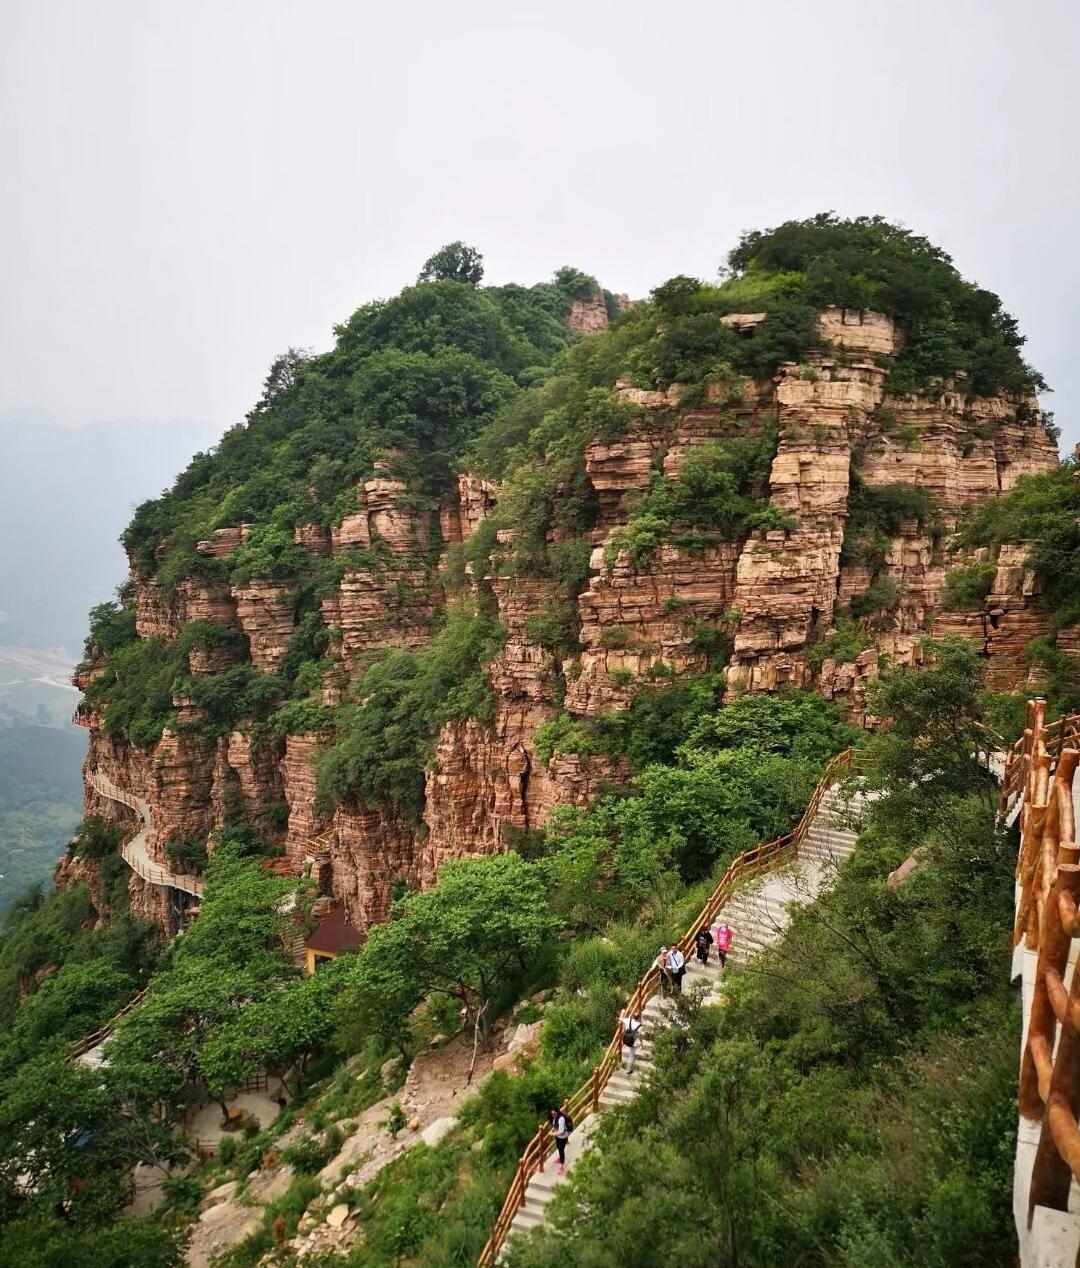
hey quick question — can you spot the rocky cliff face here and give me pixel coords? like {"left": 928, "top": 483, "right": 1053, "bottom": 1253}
{"left": 77, "top": 306, "right": 1059, "bottom": 935}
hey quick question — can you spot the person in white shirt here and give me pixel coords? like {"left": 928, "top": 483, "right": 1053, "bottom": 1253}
{"left": 548, "top": 1106, "right": 572, "bottom": 1173}
{"left": 622, "top": 1012, "right": 642, "bottom": 1073}
{"left": 667, "top": 945, "right": 686, "bottom": 994}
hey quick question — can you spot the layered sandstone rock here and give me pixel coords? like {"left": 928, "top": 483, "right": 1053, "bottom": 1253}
{"left": 567, "top": 543, "right": 738, "bottom": 716}
{"left": 282, "top": 734, "right": 332, "bottom": 865}
{"left": 440, "top": 473, "right": 497, "bottom": 545}
{"left": 233, "top": 582, "right": 296, "bottom": 675}
{"left": 321, "top": 563, "right": 440, "bottom": 674}
{"left": 934, "top": 544, "right": 1051, "bottom": 689}
{"left": 196, "top": 525, "right": 249, "bottom": 559}
{"left": 76, "top": 306, "right": 1062, "bottom": 943}
{"left": 726, "top": 355, "right": 875, "bottom": 695}
{"left": 566, "top": 292, "right": 609, "bottom": 335}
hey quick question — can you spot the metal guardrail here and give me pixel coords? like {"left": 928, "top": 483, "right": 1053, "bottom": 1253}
{"left": 477, "top": 745, "right": 864, "bottom": 1266}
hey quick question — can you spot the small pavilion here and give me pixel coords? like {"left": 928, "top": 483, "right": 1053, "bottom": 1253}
{"left": 303, "top": 902, "right": 362, "bottom": 974}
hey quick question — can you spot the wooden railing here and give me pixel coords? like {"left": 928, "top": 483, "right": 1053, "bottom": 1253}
{"left": 87, "top": 768, "right": 205, "bottom": 897}
{"left": 1008, "top": 699, "right": 1080, "bottom": 1226}
{"left": 477, "top": 745, "right": 864, "bottom": 1267}
{"left": 70, "top": 986, "right": 151, "bottom": 1059}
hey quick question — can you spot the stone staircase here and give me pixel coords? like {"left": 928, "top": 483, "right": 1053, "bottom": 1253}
{"left": 503, "top": 783, "right": 867, "bottom": 1248}
{"left": 727, "top": 787, "right": 860, "bottom": 966}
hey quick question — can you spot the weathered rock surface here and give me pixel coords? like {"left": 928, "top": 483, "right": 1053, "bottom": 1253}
{"left": 76, "top": 306, "right": 1061, "bottom": 940}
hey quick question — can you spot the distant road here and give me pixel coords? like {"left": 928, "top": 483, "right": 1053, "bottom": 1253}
{"left": 0, "top": 645, "right": 78, "bottom": 694}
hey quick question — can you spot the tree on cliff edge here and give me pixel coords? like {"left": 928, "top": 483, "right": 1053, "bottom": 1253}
{"left": 337, "top": 853, "right": 558, "bottom": 1056}
{"left": 418, "top": 241, "right": 484, "bottom": 285}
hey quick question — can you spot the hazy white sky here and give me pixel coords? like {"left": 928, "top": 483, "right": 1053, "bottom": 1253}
{"left": 2, "top": 0, "right": 1079, "bottom": 447}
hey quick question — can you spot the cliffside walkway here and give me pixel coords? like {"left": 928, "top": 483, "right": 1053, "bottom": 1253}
{"left": 481, "top": 751, "right": 866, "bottom": 1264}
{"left": 87, "top": 768, "right": 204, "bottom": 897}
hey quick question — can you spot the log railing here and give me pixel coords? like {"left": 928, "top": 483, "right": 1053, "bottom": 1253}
{"left": 70, "top": 986, "right": 151, "bottom": 1060}
{"left": 1008, "top": 699, "right": 1080, "bottom": 1225}
{"left": 477, "top": 745, "right": 864, "bottom": 1267}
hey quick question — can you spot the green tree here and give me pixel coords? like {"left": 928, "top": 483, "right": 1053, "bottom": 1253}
{"left": 201, "top": 969, "right": 337, "bottom": 1100}
{"left": 418, "top": 241, "right": 484, "bottom": 285}
{"left": 862, "top": 636, "right": 995, "bottom": 844}
{"left": 0, "top": 1057, "right": 131, "bottom": 1228}
{"left": 341, "top": 853, "right": 558, "bottom": 1047}
{"left": 0, "top": 1215, "right": 183, "bottom": 1268}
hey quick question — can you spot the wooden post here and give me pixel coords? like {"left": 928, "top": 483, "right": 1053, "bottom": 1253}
{"left": 1029, "top": 862, "right": 1080, "bottom": 1219}
{"left": 1020, "top": 750, "right": 1080, "bottom": 1126}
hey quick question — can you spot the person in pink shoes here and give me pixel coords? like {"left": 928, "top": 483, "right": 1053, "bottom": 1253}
{"left": 548, "top": 1106, "right": 573, "bottom": 1173}
{"left": 714, "top": 921, "right": 733, "bottom": 969}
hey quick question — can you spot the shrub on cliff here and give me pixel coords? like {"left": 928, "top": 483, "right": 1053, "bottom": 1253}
{"left": 961, "top": 460, "right": 1080, "bottom": 636}
{"left": 315, "top": 603, "right": 504, "bottom": 818}
{"left": 725, "top": 212, "right": 1045, "bottom": 397}
{"left": 941, "top": 561, "right": 997, "bottom": 610}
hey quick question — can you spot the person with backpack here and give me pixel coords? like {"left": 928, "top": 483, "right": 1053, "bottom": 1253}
{"left": 668, "top": 944, "right": 686, "bottom": 993}
{"left": 548, "top": 1106, "right": 573, "bottom": 1173}
{"left": 694, "top": 926, "right": 713, "bottom": 966}
{"left": 714, "top": 921, "right": 733, "bottom": 968}
{"left": 621, "top": 1011, "right": 642, "bottom": 1073}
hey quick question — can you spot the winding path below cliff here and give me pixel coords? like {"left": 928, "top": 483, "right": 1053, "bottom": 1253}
{"left": 87, "top": 767, "right": 204, "bottom": 897}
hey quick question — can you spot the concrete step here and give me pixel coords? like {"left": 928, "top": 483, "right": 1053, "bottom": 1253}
{"left": 522, "top": 1193, "right": 550, "bottom": 1218}
{"left": 803, "top": 828, "right": 857, "bottom": 846}
{"left": 510, "top": 1208, "right": 545, "bottom": 1234}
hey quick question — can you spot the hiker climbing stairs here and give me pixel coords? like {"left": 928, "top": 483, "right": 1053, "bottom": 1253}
{"left": 498, "top": 774, "right": 868, "bottom": 1254}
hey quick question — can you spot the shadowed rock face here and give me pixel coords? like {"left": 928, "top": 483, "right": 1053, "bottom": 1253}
{"left": 76, "top": 308, "right": 1059, "bottom": 936}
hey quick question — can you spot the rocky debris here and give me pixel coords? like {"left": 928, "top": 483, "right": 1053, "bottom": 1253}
{"left": 887, "top": 848, "right": 928, "bottom": 889}
{"left": 421, "top": 1116, "right": 456, "bottom": 1148}
{"left": 508, "top": 1020, "right": 543, "bottom": 1049}
{"left": 245, "top": 1164, "right": 295, "bottom": 1204}
{"left": 187, "top": 1196, "right": 263, "bottom": 1268}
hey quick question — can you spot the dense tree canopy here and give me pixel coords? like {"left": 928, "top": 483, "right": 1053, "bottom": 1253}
{"left": 418, "top": 241, "right": 485, "bottom": 285}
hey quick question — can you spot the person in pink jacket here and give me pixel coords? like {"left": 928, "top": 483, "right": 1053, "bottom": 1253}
{"left": 714, "top": 922, "right": 733, "bottom": 968}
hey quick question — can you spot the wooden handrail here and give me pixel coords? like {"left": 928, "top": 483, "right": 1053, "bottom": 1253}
{"left": 69, "top": 985, "right": 151, "bottom": 1059}
{"left": 477, "top": 745, "right": 863, "bottom": 1266}
{"left": 1005, "top": 700, "right": 1080, "bottom": 1226}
